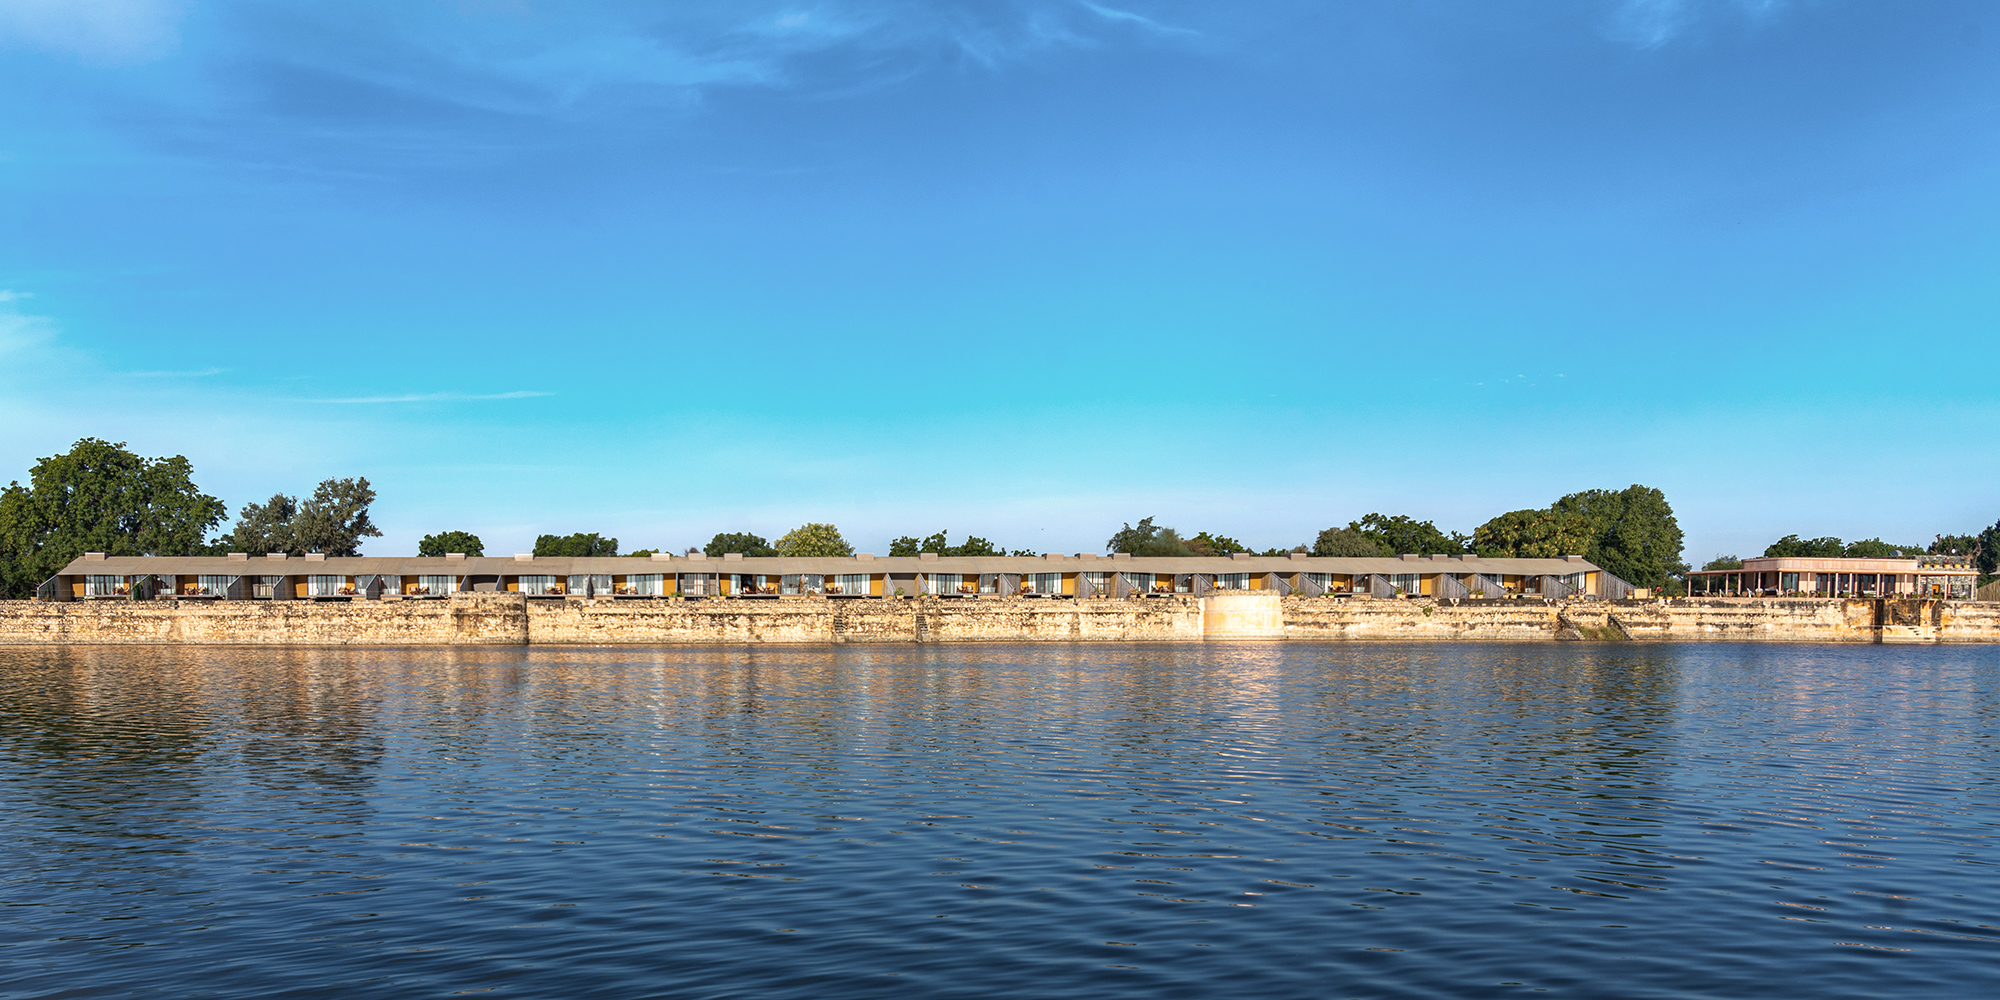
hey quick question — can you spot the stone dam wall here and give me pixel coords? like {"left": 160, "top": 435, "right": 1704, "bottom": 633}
{"left": 3, "top": 594, "right": 1999, "bottom": 646}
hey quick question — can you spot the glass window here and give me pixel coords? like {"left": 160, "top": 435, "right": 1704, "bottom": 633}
{"left": 622, "top": 574, "right": 663, "bottom": 596}
{"left": 1390, "top": 574, "right": 1418, "bottom": 595}
{"left": 196, "top": 575, "right": 232, "bottom": 595}
{"left": 1217, "top": 573, "right": 1249, "bottom": 590}
{"left": 518, "top": 575, "right": 561, "bottom": 596}
{"left": 924, "top": 573, "right": 962, "bottom": 595}
{"left": 832, "top": 574, "right": 869, "bottom": 596}
{"left": 1022, "top": 573, "right": 1060, "bottom": 595}
{"left": 307, "top": 575, "right": 345, "bottom": 596}
{"left": 415, "top": 575, "right": 454, "bottom": 595}
{"left": 85, "top": 575, "right": 123, "bottom": 596}
{"left": 567, "top": 574, "right": 612, "bottom": 596}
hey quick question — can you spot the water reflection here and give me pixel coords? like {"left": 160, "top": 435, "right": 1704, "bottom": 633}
{"left": 1, "top": 642, "right": 1996, "bottom": 999}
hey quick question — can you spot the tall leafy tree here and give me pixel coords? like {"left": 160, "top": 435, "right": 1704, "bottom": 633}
{"left": 705, "top": 532, "right": 776, "bottom": 557}
{"left": 221, "top": 477, "right": 382, "bottom": 556}
{"left": 1475, "top": 485, "right": 1687, "bottom": 589}
{"left": 292, "top": 478, "right": 382, "bottom": 556}
{"left": 1762, "top": 535, "right": 1846, "bottom": 558}
{"left": 775, "top": 523, "right": 854, "bottom": 557}
{"left": 418, "top": 530, "right": 484, "bottom": 557}
{"left": 891, "top": 530, "right": 1004, "bottom": 556}
{"left": 1472, "top": 509, "right": 1596, "bottom": 558}
{"left": 0, "top": 438, "right": 226, "bottom": 597}
{"left": 1349, "top": 513, "right": 1469, "bottom": 556}
{"left": 1977, "top": 520, "right": 2000, "bottom": 583}
{"left": 225, "top": 494, "right": 297, "bottom": 554}
{"left": 534, "top": 532, "right": 618, "bottom": 557}
{"left": 1549, "top": 485, "right": 1687, "bottom": 589}
{"left": 1311, "top": 526, "right": 1389, "bottom": 557}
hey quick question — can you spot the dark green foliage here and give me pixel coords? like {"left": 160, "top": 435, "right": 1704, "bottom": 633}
{"left": 534, "top": 532, "right": 618, "bottom": 557}
{"left": 1349, "top": 513, "right": 1469, "bottom": 556}
{"left": 418, "top": 530, "right": 484, "bottom": 557}
{"left": 1472, "top": 509, "right": 1596, "bottom": 558}
{"left": 774, "top": 523, "right": 854, "bottom": 557}
{"left": 1105, "top": 518, "right": 1259, "bottom": 557}
{"left": 1764, "top": 535, "right": 1926, "bottom": 558}
{"left": 1931, "top": 534, "right": 1979, "bottom": 556}
{"left": 1840, "top": 538, "right": 1928, "bottom": 558}
{"left": 225, "top": 493, "right": 297, "bottom": 555}
{"left": 703, "top": 532, "right": 775, "bottom": 557}
{"left": 1311, "top": 526, "right": 1389, "bottom": 557}
{"left": 0, "top": 438, "right": 226, "bottom": 597}
{"left": 891, "top": 530, "right": 1004, "bottom": 557}
{"left": 221, "top": 477, "right": 382, "bottom": 557}
{"left": 1474, "top": 485, "right": 1687, "bottom": 589}
{"left": 625, "top": 549, "right": 659, "bottom": 558}
{"left": 1762, "top": 535, "right": 1847, "bottom": 558}
{"left": 1547, "top": 486, "right": 1686, "bottom": 590}
{"left": 1702, "top": 554, "right": 1743, "bottom": 570}
{"left": 1978, "top": 521, "right": 2000, "bottom": 583}
{"left": 1185, "top": 531, "right": 1248, "bottom": 556}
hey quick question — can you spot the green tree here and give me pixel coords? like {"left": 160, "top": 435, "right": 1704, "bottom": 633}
{"left": 418, "top": 530, "right": 484, "bottom": 557}
{"left": 1105, "top": 517, "right": 1201, "bottom": 556}
{"left": 775, "top": 523, "right": 854, "bottom": 557}
{"left": 0, "top": 438, "right": 226, "bottom": 597}
{"left": 1350, "top": 513, "right": 1468, "bottom": 556}
{"left": 705, "top": 532, "right": 776, "bottom": 557}
{"left": 292, "top": 477, "right": 381, "bottom": 556}
{"left": 1185, "top": 531, "right": 1249, "bottom": 556}
{"left": 1311, "top": 526, "right": 1389, "bottom": 557}
{"left": 890, "top": 530, "right": 1013, "bottom": 556}
{"left": 1548, "top": 485, "right": 1687, "bottom": 589}
{"left": 1472, "top": 508, "right": 1597, "bottom": 558}
{"left": 1763, "top": 534, "right": 1846, "bottom": 558}
{"left": 1931, "top": 534, "right": 1980, "bottom": 557}
{"left": 1977, "top": 520, "right": 2000, "bottom": 584}
{"left": 1840, "top": 537, "right": 1928, "bottom": 558}
{"left": 221, "top": 476, "right": 382, "bottom": 556}
{"left": 224, "top": 493, "right": 297, "bottom": 555}
{"left": 1702, "top": 554, "right": 1743, "bottom": 571}
{"left": 534, "top": 532, "right": 618, "bottom": 557}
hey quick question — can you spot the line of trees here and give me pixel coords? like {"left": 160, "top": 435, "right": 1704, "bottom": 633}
{"left": 7, "top": 440, "right": 1992, "bottom": 598}
{"left": 1702, "top": 526, "right": 2000, "bottom": 586}
{"left": 1110, "top": 485, "right": 1690, "bottom": 592}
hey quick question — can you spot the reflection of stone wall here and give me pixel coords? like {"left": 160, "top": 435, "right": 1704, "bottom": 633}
{"left": 4, "top": 594, "right": 1998, "bottom": 645}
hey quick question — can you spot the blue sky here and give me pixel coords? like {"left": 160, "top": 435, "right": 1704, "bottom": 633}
{"left": 3, "top": 0, "right": 1997, "bottom": 562}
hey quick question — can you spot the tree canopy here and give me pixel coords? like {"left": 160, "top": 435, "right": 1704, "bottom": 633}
{"left": 1106, "top": 518, "right": 1250, "bottom": 557}
{"left": 1471, "top": 485, "right": 1686, "bottom": 589}
{"left": 0, "top": 438, "right": 227, "bottom": 597}
{"left": 704, "top": 532, "right": 776, "bottom": 557}
{"left": 890, "top": 530, "right": 1007, "bottom": 556}
{"left": 418, "top": 530, "right": 484, "bottom": 557}
{"left": 1348, "top": 513, "right": 1469, "bottom": 556}
{"left": 1702, "top": 554, "right": 1743, "bottom": 571}
{"left": 1471, "top": 509, "right": 1596, "bottom": 559}
{"left": 534, "top": 532, "right": 618, "bottom": 557}
{"left": 1763, "top": 535, "right": 1927, "bottom": 558}
{"left": 220, "top": 477, "right": 382, "bottom": 556}
{"left": 775, "top": 523, "right": 854, "bottom": 557}
{"left": 1310, "top": 526, "right": 1389, "bottom": 557}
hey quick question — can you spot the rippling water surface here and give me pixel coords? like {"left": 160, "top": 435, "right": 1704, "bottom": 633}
{"left": 2, "top": 642, "right": 1997, "bottom": 998}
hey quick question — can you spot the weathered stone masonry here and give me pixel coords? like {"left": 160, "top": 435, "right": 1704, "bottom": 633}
{"left": 3, "top": 593, "right": 1997, "bottom": 646}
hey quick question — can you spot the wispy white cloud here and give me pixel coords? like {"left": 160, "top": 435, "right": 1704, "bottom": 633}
{"left": 1607, "top": 0, "right": 1792, "bottom": 49}
{"left": 307, "top": 390, "right": 554, "bottom": 404}
{"left": 0, "top": 0, "right": 185, "bottom": 64}
{"left": 0, "top": 290, "right": 56, "bottom": 356}
{"left": 1078, "top": 2, "right": 1197, "bottom": 38}
{"left": 124, "top": 366, "right": 224, "bottom": 377}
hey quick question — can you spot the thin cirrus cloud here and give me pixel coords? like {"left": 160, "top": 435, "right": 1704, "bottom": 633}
{"left": 305, "top": 390, "right": 554, "bottom": 404}
{"left": 1606, "top": 0, "right": 1792, "bottom": 49}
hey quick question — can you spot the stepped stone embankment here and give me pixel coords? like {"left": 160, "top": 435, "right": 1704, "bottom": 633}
{"left": 1, "top": 594, "right": 1996, "bottom": 646}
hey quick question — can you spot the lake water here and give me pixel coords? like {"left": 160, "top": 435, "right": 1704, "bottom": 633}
{"left": 1, "top": 642, "right": 1996, "bottom": 999}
